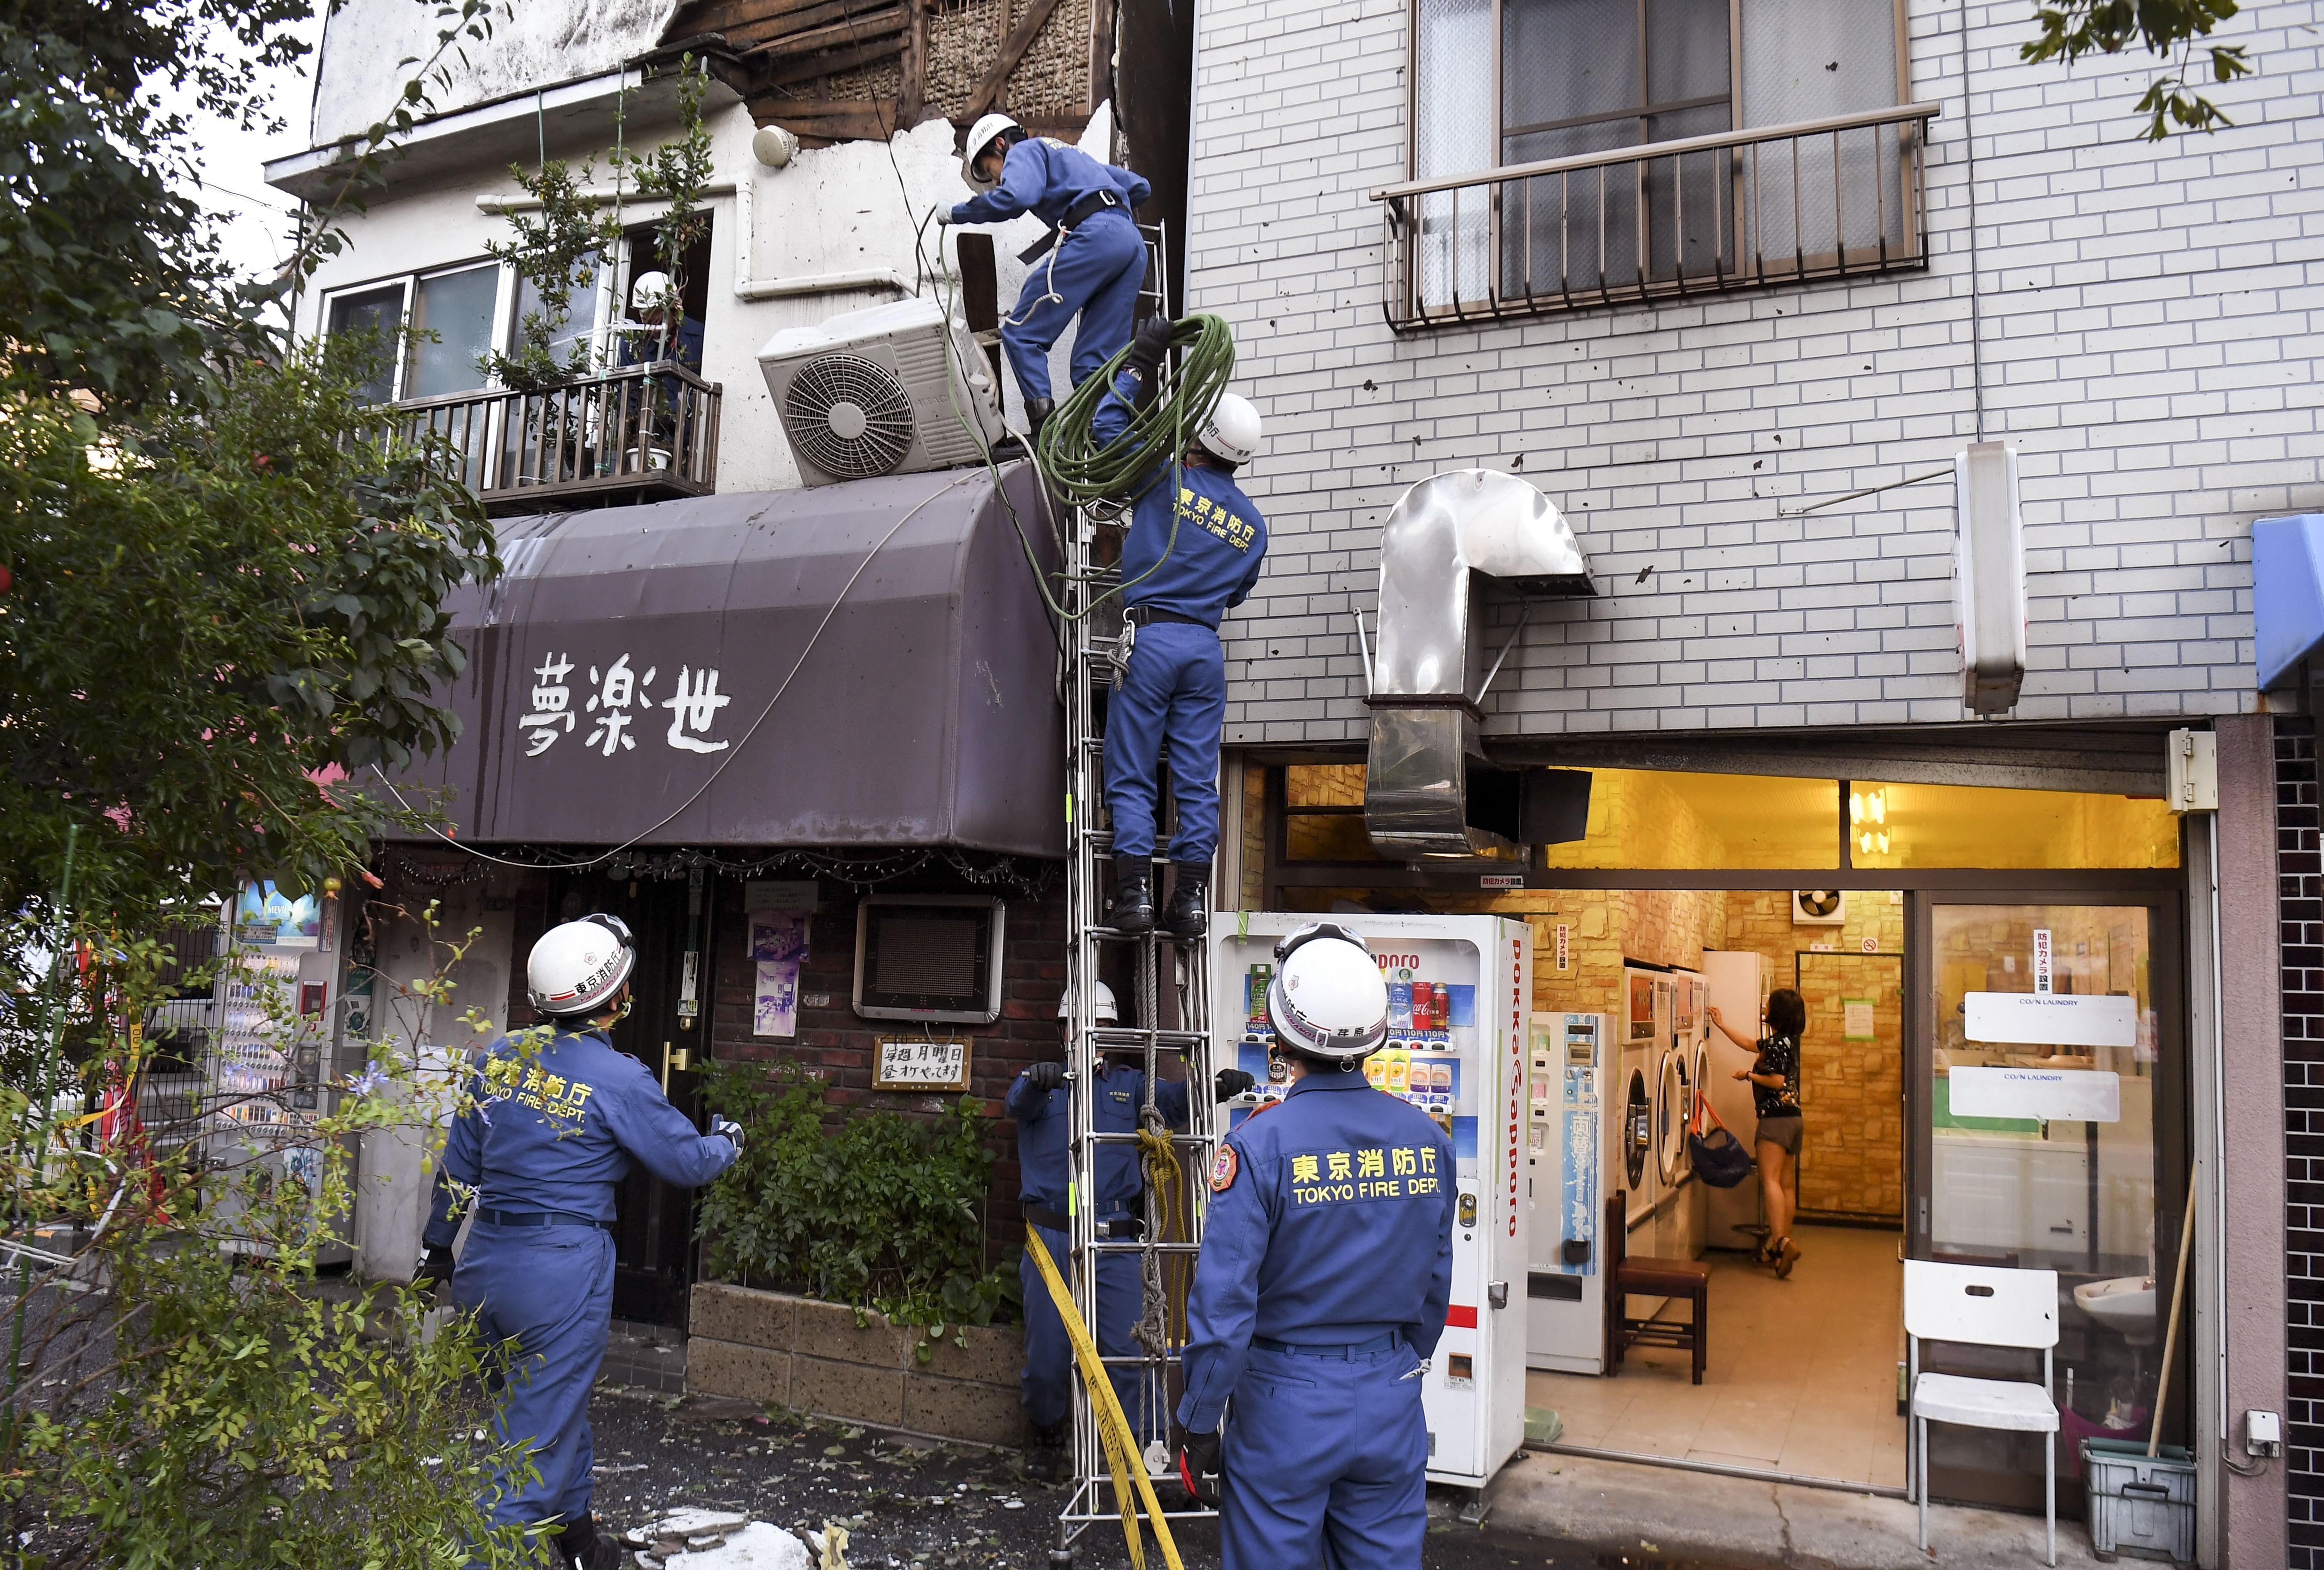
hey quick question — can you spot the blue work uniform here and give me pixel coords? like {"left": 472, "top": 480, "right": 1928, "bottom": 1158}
{"left": 1009, "top": 1060, "right": 1191, "bottom": 1436}
{"left": 423, "top": 1026, "right": 737, "bottom": 1544}
{"left": 1178, "top": 1071, "right": 1455, "bottom": 1570}
{"left": 1090, "top": 368, "right": 1268, "bottom": 866}
{"left": 950, "top": 139, "right": 1151, "bottom": 404}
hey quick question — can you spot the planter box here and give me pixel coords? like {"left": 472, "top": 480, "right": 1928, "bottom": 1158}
{"left": 686, "top": 1281, "right": 1026, "bottom": 1447}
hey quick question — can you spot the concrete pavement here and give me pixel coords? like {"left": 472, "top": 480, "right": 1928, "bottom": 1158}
{"left": 1483, "top": 1449, "right": 2109, "bottom": 1570}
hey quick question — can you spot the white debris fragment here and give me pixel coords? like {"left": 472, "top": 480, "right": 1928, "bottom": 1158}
{"left": 664, "top": 1521, "right": 813, "bottom": 1569}
{"left": 647, "top": 1508, "right": 752, "bottom": 1538}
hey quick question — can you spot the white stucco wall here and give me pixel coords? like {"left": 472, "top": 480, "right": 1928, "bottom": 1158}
{"left": 292, "top": 99, "right": 1111, "bottom": 491}
{"left": 309, "top": 0, "right": 680, "bottom": 145}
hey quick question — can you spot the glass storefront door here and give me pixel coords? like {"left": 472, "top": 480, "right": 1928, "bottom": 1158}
{"left": 1912, "top": 896, "right": 2188, "bottom": 1513}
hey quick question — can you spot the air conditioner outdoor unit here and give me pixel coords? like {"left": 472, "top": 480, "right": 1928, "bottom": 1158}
{"left": 757, "top": 296, "right": 1004, "bottom": 487}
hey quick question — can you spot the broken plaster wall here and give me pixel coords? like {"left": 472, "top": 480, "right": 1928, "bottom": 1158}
{"left": 309, "top": 0, "right": 683, "bottom": 146}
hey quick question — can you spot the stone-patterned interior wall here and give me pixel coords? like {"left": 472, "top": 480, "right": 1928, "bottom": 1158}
{"left": 1723, "top": 891, "right": 1905, "bottom": 1221}
{"left": 1301, "top": 876, "right": 1909, "bottom": 1221}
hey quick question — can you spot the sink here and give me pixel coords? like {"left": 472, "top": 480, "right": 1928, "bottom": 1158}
{"left": 2074, "top": 1276, "right": 2159, "bottom": 1344}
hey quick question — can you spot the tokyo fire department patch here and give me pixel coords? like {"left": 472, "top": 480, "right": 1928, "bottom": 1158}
{"left": 1208, "top": 1146, "right": 1238, "bottom": 1193}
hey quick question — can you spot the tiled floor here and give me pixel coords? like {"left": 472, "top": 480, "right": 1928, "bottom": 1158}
{"left": 1526, "top": 1222, "right": 1909, "bottom": 1488}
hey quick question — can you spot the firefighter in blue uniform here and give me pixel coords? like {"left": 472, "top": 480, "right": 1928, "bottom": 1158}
{"left": 1172, "top": 923, "right": 1456, "bottom": 1569}
{"left": 936, "top": 112, "right": 1153, "bottom": 438}
{"left": 1008, "top": 980, "right": 1255, "bottom": 1477}
{"left": 1087, "top": 316, "right": 1268, "bottom": 941}
{"left": 417, "top": 915, "right": 741, "bottom": 1570}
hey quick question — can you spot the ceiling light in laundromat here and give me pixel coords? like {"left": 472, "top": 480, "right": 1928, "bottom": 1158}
{"left": 1850, "top": 789, "right": 1892, "bottom": 856}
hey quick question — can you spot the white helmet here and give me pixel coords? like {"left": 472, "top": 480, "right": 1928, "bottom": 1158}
{"left": 1059, "top": 979, "right": 1119, "bottom": 1024}
{"left": 630, "top": 271, "right": 675, "bottom": 311}
{"left": 1196, "top": 393, "right": 1262, "bottom": 467}
{"left": 960, "top": 113, "right": 1023, "bottom": 192}
{"left": 1266, "top": 923, "right": 1389, "bottom": 1064}
{"left": 528, "top": 914, "right": 637, "bottom": 1018}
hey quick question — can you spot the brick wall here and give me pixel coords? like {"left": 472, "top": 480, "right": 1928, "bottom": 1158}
{"left": 2280, "top": 717, "right": 2324, "bottom": 1555}
{"left": 1187, "top": 0, "right": 2316, "bottom": 743}
{"left": 704, "top": 867, "right": 1068, "bottom": 1265}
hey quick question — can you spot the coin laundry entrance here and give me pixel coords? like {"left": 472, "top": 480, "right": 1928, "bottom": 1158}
{"left": 1237, "top": 759, "right": 2194, "bottom": 1523}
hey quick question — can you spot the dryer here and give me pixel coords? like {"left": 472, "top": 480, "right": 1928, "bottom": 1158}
{"left": 1702, "top": 950, "right": 1772, "bottom": 1251}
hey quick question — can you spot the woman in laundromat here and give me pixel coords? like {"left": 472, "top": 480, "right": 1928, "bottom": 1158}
{"left": 1708, "top": 988, "right": 1808, "bottom": 1278}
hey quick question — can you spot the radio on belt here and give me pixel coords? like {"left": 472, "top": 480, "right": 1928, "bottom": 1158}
{"left": 1210, "top": 913, "right": 1531, "bottom": 1491}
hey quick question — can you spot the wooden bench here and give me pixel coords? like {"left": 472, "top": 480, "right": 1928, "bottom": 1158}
{"left": 1603, "top": 1189, "right": 1710, "bottom": 1385}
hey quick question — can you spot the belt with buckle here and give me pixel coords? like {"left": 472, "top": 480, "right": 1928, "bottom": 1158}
{"left": 1019, "top": 189, "right": 1126, "bottom": 262}
{"left": 1252, "top": 1332, "right": 1401, "bottom": 1359}
{"left": 1023, "top": 1204, "right": 1141, "bottom": 1238}
{"left": 477, "top": 1207, "right": 608, "bottom": 1231}
{"left": 1124, "top": 605, "right": 1212, "bottom": 630}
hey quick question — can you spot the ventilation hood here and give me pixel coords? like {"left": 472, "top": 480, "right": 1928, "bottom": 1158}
{"left": 1364, "top": 469, "right": 1596, "bottom": 859}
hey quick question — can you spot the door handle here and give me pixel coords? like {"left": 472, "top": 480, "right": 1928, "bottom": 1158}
{"left": 1487, "top": 1281, "right": 1509, "bottom": 1310}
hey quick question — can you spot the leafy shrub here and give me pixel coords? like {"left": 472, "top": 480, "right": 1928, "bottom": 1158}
{"left": 697, "top": 1060, "right": 1020, "bottom": 1349}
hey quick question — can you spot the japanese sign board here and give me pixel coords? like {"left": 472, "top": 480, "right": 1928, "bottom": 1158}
{"left": 874, "top": 1038, "right": 972, "bottom": 1092}
{"left": 1963, "top": 990, "right": 2137, "bottom": 1050}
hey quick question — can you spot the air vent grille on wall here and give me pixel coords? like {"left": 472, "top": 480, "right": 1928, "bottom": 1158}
{"left": 781, "top": 352, "right": 917, "bottom": 480}
{"left": 853, "top": 894, "right": 1006, "bottom": 1024}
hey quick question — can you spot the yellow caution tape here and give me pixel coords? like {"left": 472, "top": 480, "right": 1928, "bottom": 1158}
{"left": 1025, "top": 1225, "right": 1185, "bottom": 1570}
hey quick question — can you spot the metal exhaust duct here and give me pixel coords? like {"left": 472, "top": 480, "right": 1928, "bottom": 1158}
{"left": 1364, "top": 469, "right": 1596, "bottom": 859}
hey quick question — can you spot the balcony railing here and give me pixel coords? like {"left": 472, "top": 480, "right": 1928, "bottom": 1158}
{"left": 1371, "top": 101, "right": 1939, "bottom": 330}
{"left": 387, "top": 361, "right": 722, "bottom": 513}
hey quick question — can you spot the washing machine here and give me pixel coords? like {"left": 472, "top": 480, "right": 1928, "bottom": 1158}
{"left": 1617, "top": 967, "right": 1669, "bottom": 1316}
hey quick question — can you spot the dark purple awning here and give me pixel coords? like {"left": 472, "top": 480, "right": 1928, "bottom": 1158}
{"left": 381, "top": 463, "right": 1065, "bottom": 857}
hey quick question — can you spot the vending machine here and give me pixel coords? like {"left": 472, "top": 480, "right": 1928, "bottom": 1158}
{"left": 1526, "top": 1011, "right": 1608, "bottom": 1373}
{"left": 206, "top": 880, "right": 349, "bottom": 1264}
{"left": 1211, "top": 914, "right": 1531, "bottom": 1491}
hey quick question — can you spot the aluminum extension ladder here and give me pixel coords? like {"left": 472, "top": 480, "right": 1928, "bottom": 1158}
{"left": 1050, "top": 225, "right": 1226, "bottom": 1563}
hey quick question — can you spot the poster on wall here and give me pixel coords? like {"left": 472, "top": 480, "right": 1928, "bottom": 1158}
{"left": 1842, "top": 999, "right": 1876, "bottom": 1039}
{"left": 750, "top": 910, "right": 811, "bottom": 1038}
{"left": 875, "top": 1037, "right": 971, "bottom": 1092}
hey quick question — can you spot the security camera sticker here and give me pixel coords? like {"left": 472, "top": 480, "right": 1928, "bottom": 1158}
{"left": 1209, "top": 1146, "right": 1238, "bottom": 1193}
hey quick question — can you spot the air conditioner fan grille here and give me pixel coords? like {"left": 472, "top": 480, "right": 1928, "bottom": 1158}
{"left": 782, "top": 352, "right": 916, "bottom": 480}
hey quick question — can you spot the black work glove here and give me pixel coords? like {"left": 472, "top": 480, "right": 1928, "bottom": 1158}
{"left": 1173, "top": 1420, "right": 1221, "bottom": 1508}
{"left": 414, "top": 1246, "right": 455, "bottom": 1291}
{"left": 1125, "top": 314, "right": 1174, "bottom": 379}
{"left": 1026, "top": 1061, "right": 1066, "bottom": 1092}
{"left": 1213, "top": 1069, "right": 1256, "bottom": 1101}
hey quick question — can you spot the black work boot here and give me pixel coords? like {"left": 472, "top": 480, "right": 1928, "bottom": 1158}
{"left": 1107, "top": 854, "right": 1154, "bottom": 934}
{"left": 1024, "top": 395, "right": 1056, "bottom": 441}
{"left": 560, "top": 1513, "right": 624, "bottom": 1570}
{"left": 1028, "top": 1418, "right": 1069, "bottom": 1481}
{"left": 1163, "top": 863, "right": 1210, "bottom": 938}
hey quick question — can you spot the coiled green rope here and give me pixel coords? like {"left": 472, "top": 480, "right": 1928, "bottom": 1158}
{"left": 1032, "top": 312, "right": 1238, "bottom": 513}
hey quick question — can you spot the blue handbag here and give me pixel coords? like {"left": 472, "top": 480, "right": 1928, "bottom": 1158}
{"left": 1688, "top": 1092, "right": 1754, "bottom": 1189}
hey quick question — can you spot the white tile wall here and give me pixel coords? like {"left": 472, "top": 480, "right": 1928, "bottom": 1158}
{"left": 1186, "top": 0, "right": 2324, "bottom": 744}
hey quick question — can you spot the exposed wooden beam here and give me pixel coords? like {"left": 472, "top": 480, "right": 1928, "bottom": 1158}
{"left": 757, "top": 104, "right": 897, "bottom": 140}
{"left": 748, "top": 6, "right": 905, "bottom": 64}
{"left": 765, "top": 31, "right": 906, "bottom": 88}
{"left": 729, "top": 0, "right": 895, "bottom": 53}
{"left": 897, "top": 0, "right": 928, "bottom": 127}
{"left": 961, "top": 0, "right": 1065, "bottom": 120}
{"left": 1087, "top": 0, "right": 1114, "bottom": 117}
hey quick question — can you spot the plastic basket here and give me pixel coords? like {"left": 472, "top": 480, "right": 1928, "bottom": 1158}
{"left": 2081, "top": 1438, "right": 2194, "bottom": 1564}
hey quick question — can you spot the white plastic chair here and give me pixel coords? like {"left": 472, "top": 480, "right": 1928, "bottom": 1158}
{"left": 1904, "top": 1258, "right": 2060, "bottom": 1566}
